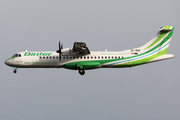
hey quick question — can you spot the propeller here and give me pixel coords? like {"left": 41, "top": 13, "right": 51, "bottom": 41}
{"left": 56, "top": 41, "right": 63, "bottom": 61}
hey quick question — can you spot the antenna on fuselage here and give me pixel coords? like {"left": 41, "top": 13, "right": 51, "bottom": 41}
{"left": 25, "top": 49, "right": 28, "bottom": 52}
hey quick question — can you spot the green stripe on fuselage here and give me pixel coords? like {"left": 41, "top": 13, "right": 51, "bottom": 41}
{"left": 113, "top": 48, "right": 168, "bottom": 68}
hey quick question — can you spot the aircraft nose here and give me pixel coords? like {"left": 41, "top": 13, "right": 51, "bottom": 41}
{"left": 5, "top": 59, "right": 10, "bottom": 66}
{"left": 5, "top": 60, "right": 8, "bottom": 65}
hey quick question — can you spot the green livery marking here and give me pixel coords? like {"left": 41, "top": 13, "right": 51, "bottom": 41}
{"left": 163, "top": 26, "right": 171, "bottom": 29}
{"left": 24, "top": 52, "right": 52, "bottom": 56}
{"left": 144, "top": 26, "right": 174, "bottom": 50}
{"left": 6, "top": 57, "right": 17, "bottom": 61}
{"left": 144, "top": 32, "right": 167, "bottom": 50}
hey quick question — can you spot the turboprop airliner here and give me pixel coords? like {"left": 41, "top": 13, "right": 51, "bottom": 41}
{"left": 5, "top": 26, "right": 175, "bottom": 75}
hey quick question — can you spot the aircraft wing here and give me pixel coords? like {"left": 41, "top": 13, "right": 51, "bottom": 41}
{"left": 72, "top": 42, "right": 90, "bottom": 55}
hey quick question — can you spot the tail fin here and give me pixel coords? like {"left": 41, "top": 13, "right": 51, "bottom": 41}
{"left": 139, "top": 26, "right": 174, "bottom": 54}
{"left": 129, "top": 26, "right": 174, "bottom": 66}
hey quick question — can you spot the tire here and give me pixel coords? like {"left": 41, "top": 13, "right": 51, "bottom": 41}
{"left": 78, "top": 69, "right": 85, "bottom": 75}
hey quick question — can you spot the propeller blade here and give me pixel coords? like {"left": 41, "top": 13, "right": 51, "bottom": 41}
{"left": 56, "top": 41, "right": 61, "bottom": 53}
{"left": 61, "top": 43, "right": 63, "bottom": 49}
{"left": 59, "top": 41, "right": 60, "bottom": 51}
{"left": 56, "top": 41, "right": 63, "bottom": 61}
{"left": 60, "top": 41, "right": 62, "bottom": 61}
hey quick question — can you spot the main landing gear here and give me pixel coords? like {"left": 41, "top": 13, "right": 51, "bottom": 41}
{"left": 78, "top": 68, "right": 85, "bottom": 75}
{"left": 76, "top": 64, "right": 85, "bottom": 75}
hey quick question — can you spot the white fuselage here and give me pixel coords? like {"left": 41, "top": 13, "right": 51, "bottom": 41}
{"left": 5, "top": 50, "right": 130, "bottom": 68}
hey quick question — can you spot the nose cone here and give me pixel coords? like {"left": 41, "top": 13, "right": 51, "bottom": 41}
{"left": 5, "top": 60, "right": 9, "bottom": 65}
{"left": 5, "top": 59, "right": 12, "bottom": 66}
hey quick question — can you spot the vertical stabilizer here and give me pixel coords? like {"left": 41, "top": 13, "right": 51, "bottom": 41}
{"left": 129, "top": 26, "right": 175, "bottom": 66}
{"left": 139, "top": 26, "right": 174, "bottom": 53}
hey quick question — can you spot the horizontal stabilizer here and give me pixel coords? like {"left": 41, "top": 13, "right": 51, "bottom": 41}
{"left": 148, "top": 54, "right": 174, "bottom": 63}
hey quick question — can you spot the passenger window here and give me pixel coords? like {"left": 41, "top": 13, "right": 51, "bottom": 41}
{"left": 80, "top": 56, "right": 82, "bottom": 59}
{"left": 98, "top": 56, "right": 100, "bottom": 59}
{"left": 108, "top": 56, "right": 110, "bottom": 59}
{"left": 118, "top": 56, "right": 120, "bottom": 59}
{"left": 46, "top": 56, "right": 48, "bottom": 59}
{"left": 91, "top": 56, "right": 93, "bottom": 59}
{"left": 19, "top": 54, "right": 21, "bottom": 57}
{"left": 40, "top": 57, "right": 42, "bottom": 59}
{"left": 87, "top": 56, "right": 89, "bottom": 59}
{"left": 102, "top": 56, "right": 103, "bottom": 59}
{"left": 84, "top": 56, "right": 86, "bottom": 59}
{"left": 56, "top": 56, "right": 58, "bottom": 59}
{"left": 105, "top": 56, "right": 107, "bottom": 59}
{"left": 43, "top": 57, "right": 45, "bottom": 59}
{"left": 70, "top": 57, "right": 72, "bottom": 59}
{"left": 94, "top": 56, "right": 96, "bottom": 59}
{"left": 112, "top": 56, "right": 114, "bottom": 59}
{"left": 115, "top": 56, "right": 117, "bottom": 59}
{"left": 122, "top": 56, "right": 124, "bottom": 59}
{"left": 77, "top": 56, "right": 79, "bottom": 59}
{"left": 73, "top": 56, "right": 76, "bottom": 59}
{"left": 53, "top": 56, "right": 55, "bottom": 59}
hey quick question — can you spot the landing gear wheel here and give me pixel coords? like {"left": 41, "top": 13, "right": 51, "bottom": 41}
{"left": 78, "top": 69, "right": 85, "bottom": 75}
{"left": 13, "top": 69, "right": 17, "bottom": 73}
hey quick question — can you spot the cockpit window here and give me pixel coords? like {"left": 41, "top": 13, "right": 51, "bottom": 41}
{"left": 12, "top": 54, "right": 21, "bottom": 57}
{"left": 12, "top": 54, "right": 17, "bottom": 57}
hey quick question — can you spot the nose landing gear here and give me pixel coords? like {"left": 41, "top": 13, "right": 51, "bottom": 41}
{"left": 13, "top": 69, "right": 17, "bottom": 73}
{"left": 13, "top": 67, "right": 18, "bottom": 74}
